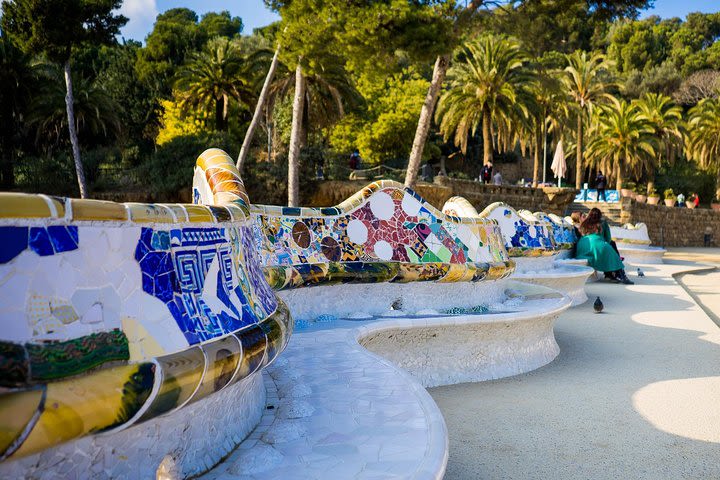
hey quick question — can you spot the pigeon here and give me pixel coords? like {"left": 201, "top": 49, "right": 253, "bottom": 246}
{"left": 593, "top": 296, "right": 604, "bottom": 313}
{"left": 637, "top": 268, "right": 645, "bottom": 277}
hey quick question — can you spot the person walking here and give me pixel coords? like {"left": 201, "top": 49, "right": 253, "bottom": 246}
{"left": 493, "top": 170, "right": 502, "bottom": 185}
{"left": 479, "top": 163, "right": 493, "bottom": 184}
{"left": 595, "top": 171, "right": 607, "bottom": 202}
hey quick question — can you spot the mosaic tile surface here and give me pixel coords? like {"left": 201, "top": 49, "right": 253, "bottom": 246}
{"left": 443, "top": 198, "right": 558, "bottom": 257}
{"left": 245, "top": 182, "right": 513, "bottom": 289}
{"left": 0, "top": 149, "right": 291, "bottom": 464}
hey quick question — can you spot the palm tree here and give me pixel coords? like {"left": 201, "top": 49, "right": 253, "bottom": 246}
{"left": 436, "top": 35, "right": 532, "bottom": 169}
{"left": 268, "top": 57, "right": 359, "bottom": 206}
{"left": 635, "top": 93, "right": 684, "bottom": 194}
{"left": 686, "top": 98, "right": 720, "bottom": 201}
{"left": 586, "top": 98, "right": 656, "bottom": 192}
{"left": 176, "top": 37, "right": 267, "bottom": 132}
{"left": 562, "top": 51, "right": 613, "bottom": 189}
{"left": 525, "top": 68, "right": 565, "bottom": 187}
{"left": 27, "top": 66, "right": 121, "bottom": 151}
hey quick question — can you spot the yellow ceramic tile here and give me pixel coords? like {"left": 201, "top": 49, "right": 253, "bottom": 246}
{"left": 12, "top": 364, "right": 150, "bottom": 459}
{"left": 158, "top": 204, "right": 189, "bottom": 222}
{"left": 0, "top": 387, "right": 44, "bottom": 456}
{"left": 71, "top": 199, "right": 127, "bottom": 221}
{"left": 125, "top": 203, "right": 175, "bottom": 224}
{"left": 184, "top": 205, "right": 215, "bottom": 223}
{"left": 196, "top": 148, "right": 236, "bottom": 171}
{"left": 0, "top": 193, "right": 54, "bottom": 218}
{"left": 189, "top": 335, "right": 242, "bottom": 403}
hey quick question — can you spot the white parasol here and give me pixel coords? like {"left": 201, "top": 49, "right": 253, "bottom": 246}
{"left": 550, "top": 140, "right": 566, "bottom": 187}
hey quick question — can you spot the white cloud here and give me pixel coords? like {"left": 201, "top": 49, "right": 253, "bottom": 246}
{"left": 118, "top": 0, "right": 159, "bottom": 42}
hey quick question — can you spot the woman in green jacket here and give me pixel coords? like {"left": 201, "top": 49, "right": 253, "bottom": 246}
{"left": 575, "top": 208, "right": 633, "bottom": 284}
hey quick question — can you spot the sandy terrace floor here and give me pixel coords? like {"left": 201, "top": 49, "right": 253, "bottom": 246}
{"left": 430, "top": 252, "right": 720, "bottom": 479}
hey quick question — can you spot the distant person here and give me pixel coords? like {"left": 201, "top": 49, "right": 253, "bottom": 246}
{"left": 677, "top": 192, "right": 685, "bottom": 207}
{"left": 595, "top": 171, "right": 607, "bottom": 202}
{"left": 349, "top": 149, "right": 360, "bottom": 170}
{"left": 693, "top": 192, "right": 700, "bottom": 208}
{"left": 479, "top": 163, "right": 493, "bottom": 184}
{"left": 493, "top": 171, "right": 502, "bottom": 185}
{"left": 421, "top": 161, "right": 433, "bottom": 182}
{"left": 316, "top": 164, "right": 325, "bottom": 180}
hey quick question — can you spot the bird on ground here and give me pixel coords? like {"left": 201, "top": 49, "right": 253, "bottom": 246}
{"left": 637, "top": 268, "right": 645, "bottom": 277}
{"left": 593, "top": 296, "right": 604, "bottom": 313}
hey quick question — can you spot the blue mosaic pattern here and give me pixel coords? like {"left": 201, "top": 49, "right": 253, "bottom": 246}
{"left": 504, "top": 210, "right": 554, "bottom": 250}
{"left": 0, "top": 226, "right": 79, "bottom": 264}
{"left": 536, "top": 213, "right": 577, "bottom": 248}
{"left": 135, "top": 226, "right": 274, "bottom": 345}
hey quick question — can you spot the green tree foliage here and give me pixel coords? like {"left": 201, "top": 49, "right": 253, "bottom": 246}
{"left": 176, "top": 37, "right": 248, "bottom": 132}
{"left": 199, "top": 11, "right": 243, "bottom": 39}
{"left": 26, "top": 66, "right": 121, "bottom": 148}
{"left": 0, "top": 31, "right": 35, "bottom": 188}
{"left": 330, "top": 69, "right": 429, "bottom": 164}
{"left": 436, "top": 35, "right": 532, "bottom": 165}
{"left": 2, "top": 0, "right": 127, "bottom": 197}
{"left": 686, "top": 98, "right": 720, "bottom": 199}
{"left": 635, "top": 92, "right": 683, "bottom": 192}
{"left": 483, "top": 0, "right": 650, "bottom": 57}
{"left": 95, "top": 41, "right": 158, "bottom": 146}
{"left": 586, "top": 98, "right": 656, "bottom": 191}
{"left": 562, "top": 50, "right": 614, "bottom": 188}
{"left": 136, "top": 8, "right": 205, "bottom": 85}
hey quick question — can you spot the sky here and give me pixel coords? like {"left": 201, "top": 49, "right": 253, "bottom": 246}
{"left": 119, "top": 0, "right": 719, "bottom": 43}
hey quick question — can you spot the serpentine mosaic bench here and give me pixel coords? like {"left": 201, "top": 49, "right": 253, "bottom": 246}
{"left": 0, "top": 169, "right": 291, "bottom": 478}
{"left": 442, "top": 197, "right": 593, "bottom": 305}
{"left": 1, "top": 149, "right": 572, "bottom": 479}
{"left": 610, "top": 223, "right": 666, "bottom": 264}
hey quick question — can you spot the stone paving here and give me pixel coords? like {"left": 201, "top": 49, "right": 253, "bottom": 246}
{"left": 431, "top": 258, "right": 720, "bottom": 479}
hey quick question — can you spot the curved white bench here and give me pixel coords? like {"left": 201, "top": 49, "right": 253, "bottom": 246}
{"left": 201, "top": 282, "right": 570, "bottom": 479}
{"left": 610, "top": 223, "right": 666, "bottom": 264}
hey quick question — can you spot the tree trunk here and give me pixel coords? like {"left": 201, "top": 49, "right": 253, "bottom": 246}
{"left": 482, "top": 106, "right": 493, "bottom": 166}
{"left": 575, "top": 111, "right": 583, "bottom": 189}
{"left": 215, "top": 96, "right": 224, "bottom": 131}
{"left": 287, "top": 62, "right": 305, "bottom": 207}
{"left": 222, "top": 93, "right": 229, "bottom": 130}
{"left": 532, "top": 122, "right": 541, "bottom": 187}
{"left": 647, "top": 168, "right": 655, "bottom": 195}
{"left": 64, "top": 60, "right": 87, "bottom": 198}
{"left": 615, "top": 160, "right": 623, "bottom": 192}
{"left": 237, "top": 47, "right": 280, "bottom": 172}
{"left": 404, "top": 54, "right": 449, "bottom": 187}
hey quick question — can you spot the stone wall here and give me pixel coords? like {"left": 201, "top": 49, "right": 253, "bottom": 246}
{"left": 620, "top": 198, "right": 720, "bottom": 247}
{"left": 306, "top": 178, "right": 579, "bottom": 216}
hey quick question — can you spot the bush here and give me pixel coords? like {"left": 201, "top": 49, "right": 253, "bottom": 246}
{"left": 14, "top": 153, "right": 78, "bottom": 196}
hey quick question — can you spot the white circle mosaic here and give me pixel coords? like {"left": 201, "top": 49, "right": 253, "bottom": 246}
{"left": 347, "top": 219, "right": 368, "bottom": 244}
{"left": 370, "top": 192, "right": 395, "bottom": 220}
{"left": 401, "top": 193, "right": 422, "bottom": 217}
{"left": 373, "top": 240, "right": 394, "bottom": 260}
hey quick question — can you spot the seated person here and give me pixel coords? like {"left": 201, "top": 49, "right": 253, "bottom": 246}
{"left": 572, "top": 208, "right": 634, "bottom": 285}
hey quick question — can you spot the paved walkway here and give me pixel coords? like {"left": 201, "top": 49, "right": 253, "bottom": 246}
{"left": 430, "top": 256, "right": 720, "bottom": 479}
